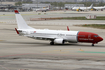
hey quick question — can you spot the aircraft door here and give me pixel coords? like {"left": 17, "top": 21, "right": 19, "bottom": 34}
{"left": 88, "top": 34, "right": 91, "bottom": 42}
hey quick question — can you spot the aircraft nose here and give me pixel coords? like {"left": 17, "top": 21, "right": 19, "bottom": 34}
{"left": 99, "top": 37, "right": 103, "bottom": 42}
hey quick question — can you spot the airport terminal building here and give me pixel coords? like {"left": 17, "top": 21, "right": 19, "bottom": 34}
{"left": 22, "top": 4, "right": 51, "bottom": 11}
{"left": 65, "top": 4, "right": 84, "bottom": 10}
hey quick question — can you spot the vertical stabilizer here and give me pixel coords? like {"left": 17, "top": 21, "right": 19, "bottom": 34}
{"left": 14, "top": 10, "right": 34, "bottom": 29}
{"left": 90, "top": 4, "right": 93, "bottom": 8}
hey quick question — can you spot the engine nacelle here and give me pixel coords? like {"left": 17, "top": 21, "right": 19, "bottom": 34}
{"left": 76, "top": 9, "right": 79, "bottom": 11}
{"left": 54, "top": 39, "right": 64, "bottom": 44}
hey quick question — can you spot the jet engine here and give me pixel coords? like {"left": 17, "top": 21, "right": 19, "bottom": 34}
{"left": 76, "top": 9, "right": 79, "bottom": 12}
{"left": 54, "top": 39, "right": 64, "bottom": 44}
{"left": 91, "top": 9, "right": 93, "bottom": 11}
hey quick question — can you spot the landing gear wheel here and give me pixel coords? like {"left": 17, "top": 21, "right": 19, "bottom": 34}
{"left": 92, "top": 43, "right": 94, "bottom": 46}
{"left": 50, "top": 41, "right": 54, "bottom": 45}
{"left": 62, "top": 40, "right": 65, "bottom": 45}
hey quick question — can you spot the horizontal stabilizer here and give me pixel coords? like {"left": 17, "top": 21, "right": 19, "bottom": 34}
{"left": 15, "top": 28, "right": 19, "bottom": 34}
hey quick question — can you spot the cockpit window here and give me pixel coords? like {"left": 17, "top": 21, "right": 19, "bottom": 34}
{"left": 94, "top": 35, "right": 99, "bottom": 37}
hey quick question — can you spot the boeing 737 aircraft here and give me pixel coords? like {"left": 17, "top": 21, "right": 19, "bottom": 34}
{"left": 14, "top": 10, "right": 103, "bottom": 46}
{"left": 72, "top": 4, "right": 93, "bottom": 12}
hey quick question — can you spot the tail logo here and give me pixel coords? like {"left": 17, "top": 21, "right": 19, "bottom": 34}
{"left": 14, "top": 10, "right": 19, "bottom": 14}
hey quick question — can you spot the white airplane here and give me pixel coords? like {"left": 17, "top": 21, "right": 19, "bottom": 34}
{"left": 92, "top": 6, "right": 105, "bottom": 11}
{"left": 34, "top": 7, "right": 49, "bottom": 12}
{"left": 14, "top": 10, "right": 103, "bottom": 46}
{"left": 72, "top": 4, "right": 93, "bottom": 12}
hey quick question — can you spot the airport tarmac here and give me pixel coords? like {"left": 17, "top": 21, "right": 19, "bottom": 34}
{"left": 0, "top": 11, "right": 105, "bottom": 70}
{"left": 0, "top": 19, "right": 105, "bottom": 70}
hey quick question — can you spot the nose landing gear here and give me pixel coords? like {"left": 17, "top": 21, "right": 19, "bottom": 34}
{"left": 92, "top": 43, "right": 95, "bottom": 46}
{"left": 92, "top": 42, "right": 98, "bottom": 46}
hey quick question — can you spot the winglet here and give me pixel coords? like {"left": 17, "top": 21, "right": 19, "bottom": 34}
{"left": 67, "top": 26, "right": 70, "bottom": 31}
{"left": 15, "top": 28, "right": 19, "bottom": 34}
{"left": 14, "top": 10, "right": 19, "bottom": 14}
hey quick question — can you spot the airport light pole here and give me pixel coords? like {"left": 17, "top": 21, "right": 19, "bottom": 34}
{"left": 56, "top": 0, "right": 58, "bottom": 10}
{"left": 86, "top": 0, "right": 87, "bottom": 11}
{"left": 1, "top": 0, "right": 2, "bottom": 5}
{"left": 37, "top": 0, "right": 38, "bottom": 8}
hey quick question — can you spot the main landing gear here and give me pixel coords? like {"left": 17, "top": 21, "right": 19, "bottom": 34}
{"left": 50, "top": 41, "right": 54, "bottom": 45}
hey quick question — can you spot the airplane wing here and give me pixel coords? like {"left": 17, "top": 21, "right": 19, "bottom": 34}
{"left": 28, "top": 36, "right": 72, "bottom": 43}
{"left": 25, "top": 35, "right": 56, "bottom": 40}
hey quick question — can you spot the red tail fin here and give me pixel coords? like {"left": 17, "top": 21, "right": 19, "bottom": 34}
{"left": 15, "top": 28, "right": 19, "bottom": 34}
{"left": 67, "top": 26, "right": 69, "bottom": 31}
{"left": 14, "top": 10, "right": 19, "bottom": 14}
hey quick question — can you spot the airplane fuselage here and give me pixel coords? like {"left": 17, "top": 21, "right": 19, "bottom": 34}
{"left": 72, "top": 7, "right": 91, "bottom": 11}
{"left": 17, "top": 29, "right": 103, "bottom": 44}
{"left": 14, "top": 10, "right": 103, "bottom": 46}
{"left": 92, "top": 7, "right": 105, "bottom": 11}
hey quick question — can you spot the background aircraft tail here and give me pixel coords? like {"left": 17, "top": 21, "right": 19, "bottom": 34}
{"left": 14, "top": 10, "right": 34, "bottom": 29}
{"left": 90, "top": 4, "right": 93, "bottom": 8}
